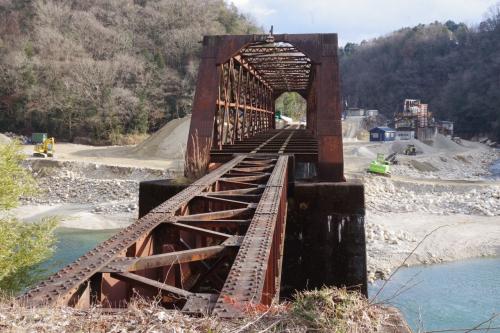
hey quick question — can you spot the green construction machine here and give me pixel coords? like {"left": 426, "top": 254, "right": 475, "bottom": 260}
{"left": 368, "top": 153, "right": 391, "bottom": 176}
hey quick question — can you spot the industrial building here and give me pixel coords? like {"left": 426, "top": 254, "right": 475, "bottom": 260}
{"left": 369, "top": 126, "right": 396, "bottom": 142}
{"left": 437, "top": 120, "right": 454, "bottom": 137}
{"left": 345, "top": 107, "right": 379, "bottom": 117}
{"left": 394, "top": 99, "right": 436, "bottom": 141}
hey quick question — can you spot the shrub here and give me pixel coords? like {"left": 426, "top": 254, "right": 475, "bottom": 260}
{"left": 0, "top": 141, "right": 57, "bottom": 294}
{"left": 0, "top": 141, "right": 36, "bottom": 210}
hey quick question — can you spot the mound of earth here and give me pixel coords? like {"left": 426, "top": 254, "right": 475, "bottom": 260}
{"left": 428, "top": 133, "right": 469, "bottom": 152}
{"left": 343, "top": 116, "right": 371, "bottom": 141}
{"left": 0, "top": 133, "right": 11, "bottom": 144}
{"left": 128, "top": 116, "right": 190, "bottom": 159}
{"left": 389, "top": 139, "right": 437, "bottom": 155}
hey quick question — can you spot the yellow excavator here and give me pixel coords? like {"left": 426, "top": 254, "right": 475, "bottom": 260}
{"left": 33, "top": 137, "right": 55, "bottom": 158}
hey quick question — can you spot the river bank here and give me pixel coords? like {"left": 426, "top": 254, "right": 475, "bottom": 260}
{"left": 8, "top": 130, "right": 499, "bottom": 332}
{"left": 348, "top": 141, "right": 500, "bottom": 281}
{"left": 13, "top": 157, "right": 179, "bottom": 229}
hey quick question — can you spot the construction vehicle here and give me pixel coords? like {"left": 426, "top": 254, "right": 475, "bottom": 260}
{"left": 33, "top": 137, "right": 55, "bottom": 158}
{"left": 385, "top": 152, "right": 398, "bottom": 165}
{"left": 404, "top": 144, "right": 417, "bottom": 155}
{"left": 368, "top": 153, "right": 391, "bottom": 176}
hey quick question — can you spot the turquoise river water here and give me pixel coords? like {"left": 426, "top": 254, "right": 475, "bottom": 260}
{"left": 369, "top": 258, "right": 500, "bottom": 332}
{"left": 42, "top": 228, "right": 500, "bottom": 332}
{"left": 41, "top": 228, "right": 119, "bottom": 274}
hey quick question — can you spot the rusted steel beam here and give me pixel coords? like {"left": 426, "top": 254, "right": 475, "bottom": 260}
{"left": 205, "top": 187, "right": 264, "bottom": 195}
{"left": 219, "top": 174, "right": 269, "bottom": 183}
{"left": 212, "top": 155, "right": 289, "bottom": 317}
{"left": 210, "top": 129, "right": 318, "bottom": 166}
{"left": 180, "top": 220, "right": 252, "bottom": 228}
{"left": 101, "top": 246, "right": 226, "bottom": 272}
{"left": 186, "top": 34, "right": 343, "bottom": 181}
{"left": 21, "top": 156, "right": 243, "bottom": 306}
{"left": 231, "top": 165, "right": 274, "bottom": 172}
{"left": 194, "top": 195, "right": 254, "bottom": 206}
{"left": 169, "top": 223, "right": 232, "bottom": 239}
{"left": 110, "top": 272, "right": 193, "bottom": 298}
{"left": 176, "top": 208, "right": 254, "bottom": 221}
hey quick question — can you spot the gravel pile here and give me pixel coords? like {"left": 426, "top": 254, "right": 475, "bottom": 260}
{"left": 365, "top": 172, "right": 500, "bottom": 216}
{"left": 391, "top": 149, "right": 499, "bottom": 180}
{"left": 0, "top": 133, "right": 11, "bottom": 144}
{"left": 2, "top": 131, "right": 29, "bottom": 144}
{"left": 364, "top": 175, "right": 500, "bottom": 216}
{"left": 365, "top": 222, "right": 417, "bottom": 281}
{"left": 20, "top": 159, "right": 171, "bottom": 214}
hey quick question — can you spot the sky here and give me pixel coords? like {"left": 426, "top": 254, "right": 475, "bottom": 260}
{"left": 229, "top": 0, "right": 500, "bottom": 45}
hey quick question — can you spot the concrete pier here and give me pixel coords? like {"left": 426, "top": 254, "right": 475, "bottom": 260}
{"left": 281, "top": 181, "right": 367, "bottom": 297}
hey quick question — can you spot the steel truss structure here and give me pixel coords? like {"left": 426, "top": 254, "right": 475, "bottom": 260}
{"left": 186, "top": 33, "right": 344, "bottom": 182}
{"left": 23, "top": 155, "right": 288, "bottom": 317}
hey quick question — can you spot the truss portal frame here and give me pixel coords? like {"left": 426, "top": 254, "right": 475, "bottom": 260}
{"left": 186, "top": 34, "right": 344, "bottom": 182}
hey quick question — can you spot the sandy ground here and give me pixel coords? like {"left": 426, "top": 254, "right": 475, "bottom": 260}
{"left": 21, "top": 143, "right": 181, "bottom": 170}
{"left": 13, "top": 158, "right": 178, "bottom": 230}
{"left": 20, "top": 116, "right": 190, "bottom": 170}
{"left": 366, "top": 213, "right": 500, "bottom": 280}
{"left": 11, "top": 203, "right": 132, "bottom": 229}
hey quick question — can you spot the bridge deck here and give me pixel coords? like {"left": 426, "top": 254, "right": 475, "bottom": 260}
{"left": 210, "top": 128, "right": 318, "bottom": 164}
{"left": 23, "top": 155, "right": 289, "bottom": 317}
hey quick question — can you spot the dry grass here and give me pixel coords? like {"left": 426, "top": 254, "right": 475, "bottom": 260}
{"left": 0, "top": 287, "right": 404, "bottom": 333}
{"left": 290, "top": 287, "right": 384, "bottom": 332}
{"left": 185, "top": 130, "right": 210, "bottom": 181}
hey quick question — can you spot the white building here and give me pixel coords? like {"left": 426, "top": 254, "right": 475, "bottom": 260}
{"left": 396, "top": 130, "right": 415, "bottom": 140}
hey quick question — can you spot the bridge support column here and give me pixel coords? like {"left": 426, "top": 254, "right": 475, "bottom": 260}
{"left": 282, "top": 180, "right": 367, "bottom": 297}
{"left": 138, "top": 180, "right": 189, "bottom": 218}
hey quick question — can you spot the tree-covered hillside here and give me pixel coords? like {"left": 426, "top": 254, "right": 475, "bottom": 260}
{"left": 1, "top": 1, "right": 499, "bottom": 142}
{"left": 340, "top": 5, "right": 500, "bottom": 140}
{"left": 0, "top": 0, "right": 260, "bottom": 144}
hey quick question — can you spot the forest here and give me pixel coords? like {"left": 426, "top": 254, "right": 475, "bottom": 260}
{"left": 0, "top": 0, "right": 260, "bottom": 144}
{"left": 340, "top": 5, "right": 500, "bottom": 140}
{"left": 1, "top": 1, "right": 499, "bottom": 142}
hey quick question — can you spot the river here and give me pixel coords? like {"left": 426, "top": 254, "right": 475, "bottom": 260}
{"left": 369, "top": 258, "right": 500, "bottom": 332}
{"left": 41, "top": 228, "right": 119, "bottom": 274}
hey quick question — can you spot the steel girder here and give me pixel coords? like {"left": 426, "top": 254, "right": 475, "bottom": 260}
{"left": 22, "top": 155, "right": 289, "bottom": 318}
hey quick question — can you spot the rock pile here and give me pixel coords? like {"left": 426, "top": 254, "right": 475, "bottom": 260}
{"left": 391, "top": 149, "right": 499, "bottom": 180}
{"left": 366, "top": 222, "right": 417, "bottom": 245}
{"left": 21, "top": 159, "right": 171, "bottom": 214}
{"left": 365, "top": 222, "right": 417, "bottom": 282}
{"left": 364, "top": 176, "right": 500, "bottom": 216}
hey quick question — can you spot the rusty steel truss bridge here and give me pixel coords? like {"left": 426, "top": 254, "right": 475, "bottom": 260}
{"left": 22, "top": 34, "right": 366, "bottom": 317}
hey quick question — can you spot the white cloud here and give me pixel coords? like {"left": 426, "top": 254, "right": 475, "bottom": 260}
{"left": 227, "top": 0, "right": 499, "bottom": 44}
{"left": 229, "top": 0, "right": 276, "bottom": 17}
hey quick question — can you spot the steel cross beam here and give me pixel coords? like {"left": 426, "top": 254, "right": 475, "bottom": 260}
{"left": 22, "top": 155, "right": 289, "bottom": 318}
{"left": 210, "top": 128, "right": 318, "bottom": 164}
